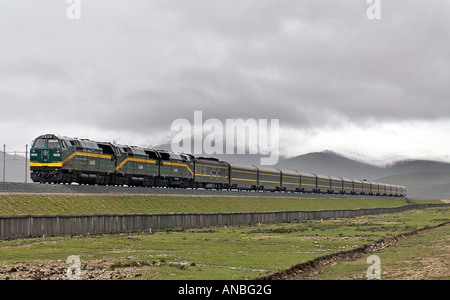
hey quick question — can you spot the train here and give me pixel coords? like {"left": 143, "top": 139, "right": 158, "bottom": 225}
{"left": 29, "top": 134, "right": 406, "bottom": 196}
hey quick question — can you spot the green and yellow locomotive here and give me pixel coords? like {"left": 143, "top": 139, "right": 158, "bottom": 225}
{"left": 30, "top": 134, "right": 194, "bottom": 187}
{"left": 30, "top": 134, "right": 117, "bottom": 184}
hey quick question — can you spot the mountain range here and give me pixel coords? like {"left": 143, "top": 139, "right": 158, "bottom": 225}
{"left": 2, "top": 149, "right": 450, "bottom": 199}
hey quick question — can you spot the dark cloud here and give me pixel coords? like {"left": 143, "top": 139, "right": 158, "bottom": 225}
{"left": 0, "top": 0, "right": 449, "bottom": 159}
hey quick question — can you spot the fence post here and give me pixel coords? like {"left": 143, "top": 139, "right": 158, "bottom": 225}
{"left": 25, "top": 144, "right": 28, "bottom": 183}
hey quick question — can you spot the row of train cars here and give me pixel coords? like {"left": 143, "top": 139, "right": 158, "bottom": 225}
{"left": 30, "top": 134, "right": 406, "bottom": 197}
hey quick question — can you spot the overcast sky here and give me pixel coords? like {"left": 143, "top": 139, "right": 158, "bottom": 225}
{"left": 0, "top": 0, "right": 449, "bottom": 164}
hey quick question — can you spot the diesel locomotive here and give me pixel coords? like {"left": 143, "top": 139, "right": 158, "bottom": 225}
{"left": 29, "top": 134, "right": 406, "bottom": 196}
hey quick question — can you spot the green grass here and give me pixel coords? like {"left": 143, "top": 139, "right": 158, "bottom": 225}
{"left": 0, "top": 207, "right": 448, "bottom": 280}
{"left": 0, "top": 194, "right": 414, "bottom": 216}
{"left": 0, "top": 193, "right": 446, "bottom": 280}
{"left": 316, "top": 219, "right": 450, "bottom": 280}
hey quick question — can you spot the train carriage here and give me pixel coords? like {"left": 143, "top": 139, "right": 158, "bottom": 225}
{"left": 393, "top": 185, "right": 401, "bottom": 197}
{"left": 400, "top": 186, "right": 407, "bottom": 197}
{"left": 378, "top": 183, "right": 387, "bottom": 196}
{"left": 194, "top": 157, "right": 229, "bottom": 189}
{"left": 353, "top": 179, "right": 363, "bottom": 195}
{"left": 393, "top": 185, "right": 399, "bottom": 196}
{"left": 370, "top": 181, "right": 380, "bottom": 196}
{"left": 386, "top": 184, "right": 393, "bottom": 196}
{"left": 299, "top": 172, "right": 317, "bottom": 193}
{"left": 361, "top": 180, "right": 372, "bottom": 195}
{"left": 341, "top": 177, "right": 354, "bottom": 194}
{"left": 384, "top": 183, "right": 392, "bottom": 196}
{"left": 398, "top": 185, "right": 405, "bottom": 197}
{"left": 390, "top": 185, "right": 400, "bottom": 197}
{"left": 257, "top": 166, "right": 281, "bottom": 191}
{"left": 315, "top": 174, "right": 331, "bottom": 193}
{"left": 229, "top": 163, "right": 258, "bottom": 190}
{"left": 384, "top": 184, "right": 390, "bottom": 196}
{"left": 390, "top": 185, "right": 397, "bottom": 196}
{"left": 330, "top": 176, "right": 343, "bottom": 194}
{"left": 281, "top": 169, "right": 300, "bottom": 192}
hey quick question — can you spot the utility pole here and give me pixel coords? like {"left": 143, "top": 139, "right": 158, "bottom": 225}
{"left": 25, "top": 144, "right": 28, "bottom": 184}
{"left": 2, "top": 144, "right": 5, "bottom": 183}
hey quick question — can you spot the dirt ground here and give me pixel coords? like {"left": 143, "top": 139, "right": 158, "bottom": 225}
{"left": 0, "top": 260, "right": 144, "bottom": 280}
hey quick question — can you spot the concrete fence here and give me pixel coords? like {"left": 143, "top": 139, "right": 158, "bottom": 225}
{"left": 0, "top": 203, "right": 448, "bottom": 240}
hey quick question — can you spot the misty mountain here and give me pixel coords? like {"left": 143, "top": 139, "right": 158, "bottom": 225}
{"left": 276, "top": 151, "right": 450, "bottom": 178}
{"left": 385, "top": 160, "right": 450, "bottom": 174}
{"left": 377, "top": 172, "right": 450, "bottom": 199}
{"left": 276, "top": 150, "right": 386, "bottom": 180}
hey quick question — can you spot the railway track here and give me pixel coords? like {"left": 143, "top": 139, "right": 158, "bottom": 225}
{"left": 0, "top": 182, "right": 399, "bottom": 199}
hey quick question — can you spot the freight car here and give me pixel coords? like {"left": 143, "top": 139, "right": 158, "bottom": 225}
{"left": 29, "top": 134, "right": 406, "bottom": 197}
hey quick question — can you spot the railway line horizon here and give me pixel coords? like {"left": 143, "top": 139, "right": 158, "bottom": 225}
{"left": 0, "top": 181, "right": 413, "bottom": 200}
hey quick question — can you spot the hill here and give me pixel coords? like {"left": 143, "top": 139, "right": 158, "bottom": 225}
{"left": 386, "top": 159, "right": 450, "bottom": 174}
{"left": 276, "top": 150, "right": 386, "bottom": 179}
{"left": 376, "top": 171, "right": 450, "bottom": 199}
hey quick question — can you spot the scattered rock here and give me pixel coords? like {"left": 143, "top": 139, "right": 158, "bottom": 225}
{"left": 0, "top": 260, "right": 143, "bottom": 280}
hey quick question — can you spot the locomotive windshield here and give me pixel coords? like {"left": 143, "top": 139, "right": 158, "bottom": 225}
{"left": 33, "top": 138, "right": 61, "bottom": 149}
{"left": 47, "top": 139, "right": 61, "bottom": 149}
{"left": 33, "top": 138, "right": 46, "bottom": 149}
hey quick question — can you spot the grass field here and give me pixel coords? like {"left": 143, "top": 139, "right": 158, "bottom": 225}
{"left": 316, "top": 219, "right": 450, "bottom": 280}
{"left": 0, "top": 206, "right": 448, "bottom": 280}
{"left": 0, "top": 193, "right": 440, "bottom": 216}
